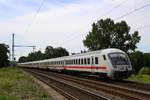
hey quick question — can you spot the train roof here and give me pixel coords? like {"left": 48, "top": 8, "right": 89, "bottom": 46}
{"left": 19, "top": 48, "right": 124, "bottom": 64}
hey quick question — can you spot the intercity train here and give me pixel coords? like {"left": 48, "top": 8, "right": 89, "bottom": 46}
{"left": 18, "top": 48, "right": 133, "bottom": 79}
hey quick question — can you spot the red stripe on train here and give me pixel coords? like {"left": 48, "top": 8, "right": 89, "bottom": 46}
{"left": 64, "top": 66, "right": 107, "bottom": 70}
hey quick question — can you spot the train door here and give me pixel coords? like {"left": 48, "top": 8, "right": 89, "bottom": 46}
{"left": 91, "top": 56, "right": 95, "bottom": 73}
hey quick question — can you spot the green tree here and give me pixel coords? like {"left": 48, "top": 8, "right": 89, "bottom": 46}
{"left": 18, "top": 46, "right": 69, "bottom": 62}
{"left": 45, "top": 46, "right": 69, "bottom": 59}
{"left": 27, "top": 51, "right": 45, "bottom": 61}
{"left": 129, "top": 51, "right": 144, "bottom": 73}
{"left": 18, "top": 56, "right": 28, "bottom": 63}
{"left": 83, "top": 18, "right": 141, "bottom": 52}
{"left": 138, "top": 67, "right": 150, "bottom": 75}
{"left": 143, "top": 53, "right": 150, "bottom": 68}
{"left": 45, "top": 46, "right": 55, "bottom": 59}
{"left": 0, "top": 44, "right": 9, "bottom": 67}
{"left": 54, "top": 47, "right": 69, "bottom": 57}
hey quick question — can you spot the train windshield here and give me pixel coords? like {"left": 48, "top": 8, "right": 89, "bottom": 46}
{"left": 109, "top": 53, "right": 129, "bottom": 65}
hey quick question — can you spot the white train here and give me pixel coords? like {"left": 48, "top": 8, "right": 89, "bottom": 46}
{"left": 18, "top": 48, "right": 133, "bottom": 79}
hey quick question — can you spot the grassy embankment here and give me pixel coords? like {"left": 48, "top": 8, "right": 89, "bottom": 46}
{"left": 0, "top": 67, "right": 53, "bottom": 100}
{"left": 128, "top": 74, "right": 150, "bottom": 85}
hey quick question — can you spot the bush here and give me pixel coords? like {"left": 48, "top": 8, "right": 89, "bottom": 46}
{"left": 138, "top": 67, "right": 150, "bottom": 75}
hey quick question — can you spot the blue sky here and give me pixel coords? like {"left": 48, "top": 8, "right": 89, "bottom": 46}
{"left": 0, "top": 0, "right": 150, "bottom": 60}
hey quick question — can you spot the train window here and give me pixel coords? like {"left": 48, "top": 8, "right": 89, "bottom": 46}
{"left": 88, "top": 58, "right": 90, "bottom": 64}
{"left": 84, "top": 58, "right": 87, "bottom": 64}
{"left": 95, "top": 57, "right": 98, "bottom": 64}
{"left": 81, "top": 59, "right": 84, "bottom": 64}
{"left": 69, "top": 60, "right": 70, "bottom": 64}
{"left": 78, "top": 59, "right": 80, "bottom": 64}
{"left": 72, "top": 60, "right": 74, "bottom": 64}
{"left": 76, "top": 59, "right": 78, "bottom": 64}
{"left": 103, "top": 55, "right": 106, "bottom": 60}
{"left": 70, "top": 60, "right": 72, "bottom": 64}
{"left": 92, "top": 58, "right": 94, "bottom": 64}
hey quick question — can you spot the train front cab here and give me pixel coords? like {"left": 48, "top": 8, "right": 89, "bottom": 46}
{"left": 106, "top": 52, "right": 133, "bottom": 80}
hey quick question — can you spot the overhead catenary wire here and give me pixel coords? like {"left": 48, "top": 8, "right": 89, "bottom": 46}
{"left": 60, "top": 0, "right": 129, "bottom": 46}
{"left": 16, "top": 0, "right": 46, "bottom": 59}
{"left": 115, "top": 2, "right": 150, "bottom": 21}
{"left": 98, "top": 0, "right": 129, "bottom": 18}
{"left": 61, "top": 2, "right": 150, "bottom": 48}
{"left": 25, "top": 0, "right": 46, "bottom": 34}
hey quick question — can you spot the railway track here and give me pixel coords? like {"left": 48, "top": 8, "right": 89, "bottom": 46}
{"left": 71, "top": 73, "right": 150, "bottom": 92}
{"left": 24, "top": 69, "right": 110, "bottom": 100}
{"left": 109, "top": 80, "right": 150, "bottom": 92}
{"left": 24, "top": 68, "right": 150, "bottom": 100}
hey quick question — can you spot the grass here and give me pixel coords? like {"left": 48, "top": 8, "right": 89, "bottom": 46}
{"left": 128, "top": 74, "right": 150, "bottom": 85}
{"left": 0, "top": 67, "right": 53, "bottom": 100}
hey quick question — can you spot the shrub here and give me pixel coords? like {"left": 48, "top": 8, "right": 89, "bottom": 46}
{"left": 138, "top": 67, "right": 150, "bottom": 75}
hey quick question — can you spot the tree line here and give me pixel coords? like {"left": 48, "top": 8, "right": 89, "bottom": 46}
{"left": 0, "top": 44, "right": 9, "bottom": 67}
{"left": 18, "top": 46, "right": 69, "bottom": 63}
{"left": 129, "top": 51, "right": 150, "bottom": 73}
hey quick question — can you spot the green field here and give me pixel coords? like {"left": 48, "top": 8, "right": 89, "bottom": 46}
{"left": 128, "top": 74, "right": 150, "bottom": 85}
{"left": 0, "top": 67, "right": 52, "bottom": 100}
